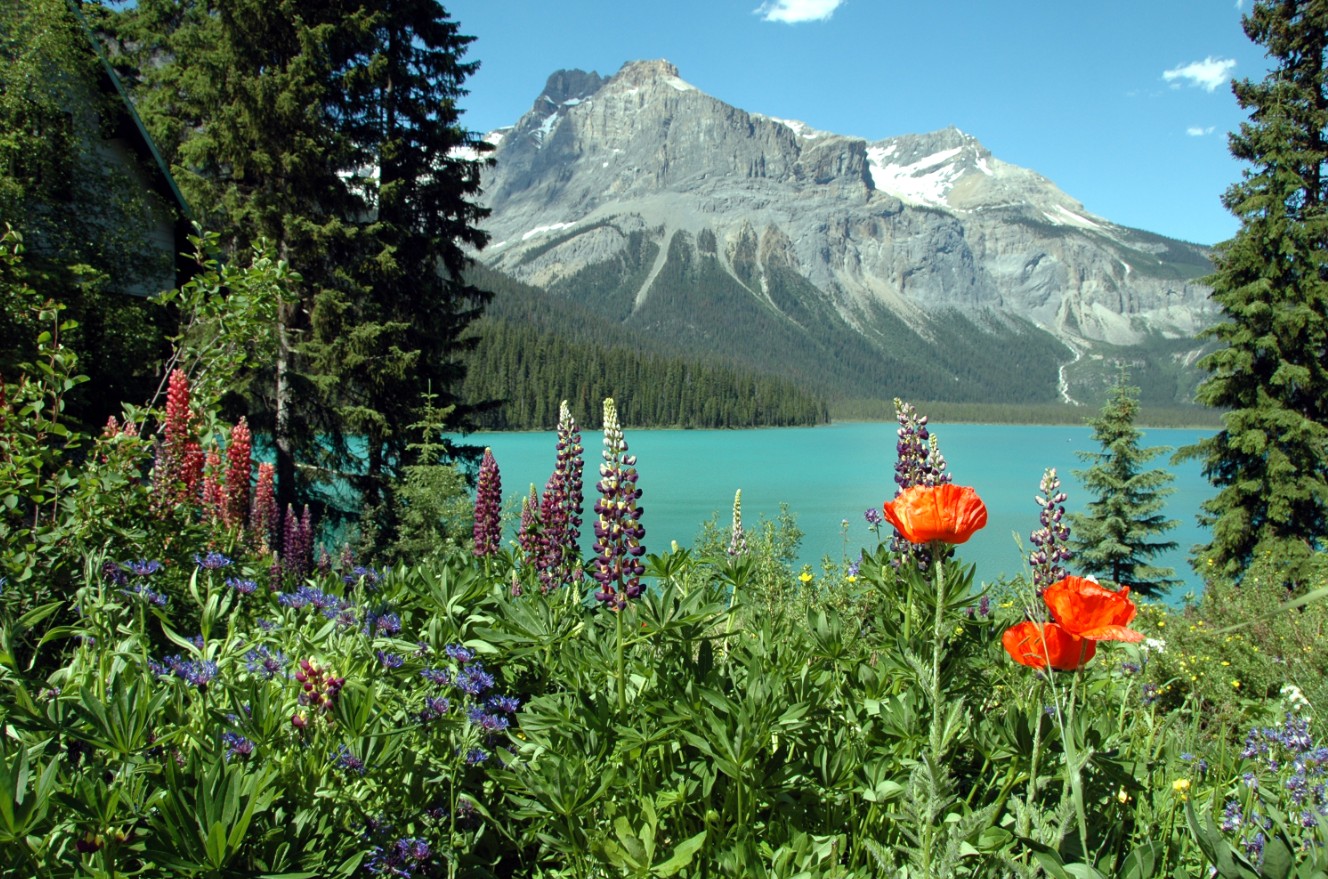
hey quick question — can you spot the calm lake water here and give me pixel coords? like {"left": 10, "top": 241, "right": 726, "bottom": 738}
{"left": 469, "top": 422, "right": 1215, "bottom": 596}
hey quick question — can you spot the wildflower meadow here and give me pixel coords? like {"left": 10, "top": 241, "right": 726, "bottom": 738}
{"left": 2, "top": 229, "right": 1328, "bottom": 878}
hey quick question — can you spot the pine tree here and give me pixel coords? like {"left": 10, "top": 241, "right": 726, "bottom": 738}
{"left": 1177, "top": 0, "right": 1328, "bottom": 583}
{"left": 1070, "top": 371, "right": 1180, "bottom": 597}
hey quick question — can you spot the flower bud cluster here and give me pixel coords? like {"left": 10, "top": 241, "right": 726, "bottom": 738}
{"left": 728, "top": 489, "right": 747, "bottom": 557}
{"left": 893, "top": 398, "right": 951, "bottom": 491}
{"left": 294, "top": 658, "right": 345, "bottom": 717}
{"left": 592, "top": 399, "right": 646, "bottom": 610}
{"left": 1030, "top": 468, "right": 1072, "bottom": 592}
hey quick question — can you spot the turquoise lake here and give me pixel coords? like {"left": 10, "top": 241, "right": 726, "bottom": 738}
{"left": 469, "top": 422, "right": 1215, "bottom": 596}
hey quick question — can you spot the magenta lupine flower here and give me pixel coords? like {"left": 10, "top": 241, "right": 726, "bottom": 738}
{"left": 516, "top": 484, "right": 541, "bottom": 568}
{"left": 251, "top": 463, "right": 278, "bottom": 549}
{"left": 592, "top": 399, "right": 646, "bottom": 611}
{"left": 473, "top": 448, "right": 502, "bottom": 558}
{"left": 201, "top": 444, "right": 224, "bottom": 523}
{"left": 1030, "top": 468, "right": 1072, "bottom": 593}
{"left": 223, "top": 418, "right": 252, "bottom": 530}
{"left": 152, "top": 368, "right": 194, "bottom": 510}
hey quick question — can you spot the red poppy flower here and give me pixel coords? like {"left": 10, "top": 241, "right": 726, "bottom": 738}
{"left": 883, "top": 483, "right": 988, "bottom": 545}
{"left": 1043, "top": 576, "right": 1143, "bottom": 642}
{"left": 1002, "top": 620, "right": 1097, "bottom": 671}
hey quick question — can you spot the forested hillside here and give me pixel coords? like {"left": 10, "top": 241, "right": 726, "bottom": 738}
{"left": 462, "top": 264, "right": 829, "bottom": 428}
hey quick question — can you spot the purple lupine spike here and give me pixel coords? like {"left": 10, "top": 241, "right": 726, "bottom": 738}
{"left": 556, "top": 401, "right": 584, "bottom": 544}
{"left": 728, "top": 489, "right": 747, "bottom": 557}
{"left": 592, "top": 398, "right": 646, "bottom": 611}
{"left": 516, "top": 484, "right": 541, "bottom": 568}
{"left": 282, "top": 505, "right": 301, "bottom": 578}
{"left": 888, "top": 399, "right": 952, "bottom": 568}
{"left": 472, "top": 448, "right": 502, "bottom": 558}
{"left": 533, "top": 401, "right": 586, "bottom": 593}
{"left": 1029, "top": 468, "right": 1072, "bottom": 593}
{"left": 892, "top": 398, "right": 951, "bottom": 490}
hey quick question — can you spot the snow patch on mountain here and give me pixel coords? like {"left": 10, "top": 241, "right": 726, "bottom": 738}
{"left": 867, "top": 145, "right": 966, "bottom": 207}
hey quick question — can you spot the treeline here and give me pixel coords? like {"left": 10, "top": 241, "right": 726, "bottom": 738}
{"left": 831, "top": 398, "right": 1225, "bottom": 428}
{"left": 462, "top": 318, "right": 830, "bottom": 430}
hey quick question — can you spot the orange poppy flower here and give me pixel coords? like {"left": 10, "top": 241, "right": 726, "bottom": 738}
{"left": 1002, "top": 620, "right": 1096, "bottom": 671}
{"left": 1043, "top": 576, "right": 1143, "bottom": 642}
{"left": 883, "top": 483, "right": 988, "bottom": 545}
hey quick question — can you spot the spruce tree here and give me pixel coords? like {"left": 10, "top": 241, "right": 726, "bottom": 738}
{"left": 1070, "top": 371, "right": 1180, "bottom": 597}
{"left": 1177, "top": 0, "right": 1328, "bottom": 583}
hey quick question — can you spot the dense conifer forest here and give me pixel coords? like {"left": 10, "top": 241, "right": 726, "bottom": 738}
{"left": 461, "top": 264, "right": 830, "bottom": 429}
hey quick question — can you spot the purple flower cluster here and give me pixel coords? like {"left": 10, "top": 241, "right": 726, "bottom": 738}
{"left": 365, "top": 837, "right": 432, "bottom": 878}
{"left": 888, "top": 399, "right": 952, "bottom": 567}
{"left": 122, "top": 559, "right": 162, "bottom": 578}
{"left": 244, "top": 645, "right": 287, "bottom": 679}
{"left": 121, "top": 583, "right": 168, "bottom": 607}
{"left": 278, "top": 504, "right": 315, "bottom": 583}
{"left": 194, "top": 551, "right": 232, "bottom": 571}
{"left": 222, "top": 731, "right": 254, "bottom": 760}
{"left": 516, "top": 484, "right": 541, "bottom": 567}
{"left": 533, "top": 402, "right": 586, "bottom": 592}
{"left": 592, "top": 399, "right": 646, "bottom": 610}
{"left": 1221, "top": 712, "right": 1328, "bottom": 864}
{"left": 226, "top": 577, "right": 258, "bottom": 595}
{"left": 1029, "top": 468, "right": 1072, "bottom": 592}
{"left": 472, "top": 448, "right": 503, "bottom": 558}
{"left": 892, "top": 399, "right": 951, "bottom": 491}
{"left": 276, "top": 584, "right": 358, "bottom": 628}
{"left": 335, "top": 745, "right": 366, "bottom": 775}
{"left": 363, "top": 607, "right": 402, "bottom": 638}
{"left": 149, "top": 654, "right": 218, "bottom": 689}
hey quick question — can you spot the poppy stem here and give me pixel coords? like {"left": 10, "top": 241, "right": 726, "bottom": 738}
{"left": 929, "top": 541, "right": 946, "bottom": 765}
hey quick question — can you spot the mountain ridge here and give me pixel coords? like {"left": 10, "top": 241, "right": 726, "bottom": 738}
{"left": 470, "top": 59, "right": 1216, "bottom": 408}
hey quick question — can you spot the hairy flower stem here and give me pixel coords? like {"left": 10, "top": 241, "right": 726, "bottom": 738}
{"left": 616, "top": 607, "right": 626, "bottom": 713}
{"left": 923, "top": 540, "right": 947, "bottom": 879}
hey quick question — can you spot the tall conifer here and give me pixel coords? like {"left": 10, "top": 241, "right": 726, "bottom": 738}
{"left": 1177, "top": 0, "right": 1328, "bottom": 582}
{"left": 1070, "top": 370, "right": 1179, "bottom": 597}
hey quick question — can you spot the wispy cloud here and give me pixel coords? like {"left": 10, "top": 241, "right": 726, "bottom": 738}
{"left": 754, "top": 0, "right": 845, "bottom": 24}
{"left": 1186, "top": 125, "right": 1216, "bottom": 137}
{"left": 1163, "top": 56, "right": 1237, "bottom": 92}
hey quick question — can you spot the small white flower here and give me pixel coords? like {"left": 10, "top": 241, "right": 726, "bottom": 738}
{"left": 1143, "top": 638, "right": 1167, "bottom": 654}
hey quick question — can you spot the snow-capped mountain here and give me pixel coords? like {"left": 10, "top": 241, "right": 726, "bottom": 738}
{"left": 471, "top": 60, "right": 1215, "bottom": 404}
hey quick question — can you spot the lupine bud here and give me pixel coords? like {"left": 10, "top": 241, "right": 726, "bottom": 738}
{"left": 728, "top": 489, "right": 747, "bottom": 557}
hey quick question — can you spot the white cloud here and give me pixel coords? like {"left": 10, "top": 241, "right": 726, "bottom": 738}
{"left": 1163, "top": 56, "right": 1237, "bottom": 92}
{"left": 754, "top": 0, "right": 845, "bottom": 23}
{"left": 1186, "top": 125, "right": 1216, "bottom": 136}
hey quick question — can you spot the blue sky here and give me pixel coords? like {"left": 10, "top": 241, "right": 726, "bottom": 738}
{"left": 445, "top": 0, "right": 1272, "bottom": 247}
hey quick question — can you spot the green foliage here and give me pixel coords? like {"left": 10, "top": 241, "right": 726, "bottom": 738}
{"left": 0, "top": 0, "right": 177, "bottom": 421}
{"left": 101, "top": 0, "right": 493, "bottom": 544}
{"left": 1177, "top": 1, "right": 1328, "bottom": 583}
{"left": 380, "top": 386, "right": 474, "bottom": 565}
{"left": 1070, "top": 370, "right": 1181, "bottom": 597}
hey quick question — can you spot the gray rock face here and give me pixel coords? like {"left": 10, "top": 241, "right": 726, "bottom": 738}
{"left": 477, "top": 59, "right": 1214, "bottom": 350}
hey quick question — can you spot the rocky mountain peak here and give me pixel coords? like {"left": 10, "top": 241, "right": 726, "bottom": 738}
{"left": 609, "top": 59, "right": 683, "bottom": 88}
{"left": 537, "top": 68, "right": 605, "bottom": 107}
{"left": 477, "top": 60, "right": 1214, "bottom": 356}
